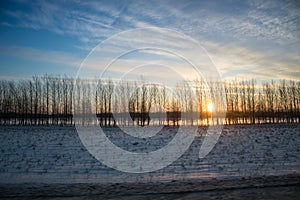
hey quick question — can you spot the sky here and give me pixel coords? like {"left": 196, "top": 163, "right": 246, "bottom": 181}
{"left": 0, "top": 0, "right": 299, "bottom": 82}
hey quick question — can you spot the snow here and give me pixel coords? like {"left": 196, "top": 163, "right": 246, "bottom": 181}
{"left": 0, "top": 124, "right": 299, "bottom": 184}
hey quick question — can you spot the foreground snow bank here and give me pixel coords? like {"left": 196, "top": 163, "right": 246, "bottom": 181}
{"left": 1, "top": 174, "right": 299, "bottom": 199}
{"left": 0, "top": 124, "right": 299, "bottom": 184}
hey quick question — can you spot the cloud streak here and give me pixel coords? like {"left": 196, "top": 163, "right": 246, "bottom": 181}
{"left": 3, "top": 0, "right": 299, "bottom": 44}
{"left": 0, "top": 45, "right": 82, "bottom": 67}
{"left": 0, "top": 0, "right": 299, "bottom": 80}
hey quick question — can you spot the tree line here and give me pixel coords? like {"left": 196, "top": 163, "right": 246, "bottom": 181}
{"left": 0, "top": 76, "right": 299, "bottom": 126}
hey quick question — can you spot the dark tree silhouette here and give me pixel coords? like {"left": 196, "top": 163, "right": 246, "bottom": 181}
{"left": 0, "top": 76, "right": 299, "bottom": 126}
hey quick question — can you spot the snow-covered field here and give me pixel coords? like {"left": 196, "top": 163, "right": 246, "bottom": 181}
{"left": 0, "top": 124, "right": 299, "bottom": 185}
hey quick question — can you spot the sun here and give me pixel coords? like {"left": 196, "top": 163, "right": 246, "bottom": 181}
{"left": 207, "top": 103, "right": 214, "bottom": 112}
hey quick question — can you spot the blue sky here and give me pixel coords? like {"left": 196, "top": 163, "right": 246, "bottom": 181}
{"left": 0, "top": 0, "right": 299, "bottom": 81}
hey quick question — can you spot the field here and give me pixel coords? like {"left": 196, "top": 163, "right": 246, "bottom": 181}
{"left": 0, "top": 124, "right": 299, "bottom": 199}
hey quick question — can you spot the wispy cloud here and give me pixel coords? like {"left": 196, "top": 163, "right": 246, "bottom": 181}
{"left": 202, "top": 40, "right": 300, "bottom": 81}
{"left": 0, "top": 45, "right": 82, "bottom": 67}
{"left": 3, "top": 0, "right": 123, "bottom": 47}
{"left": 3, "top": 0, "right": 299, "bottom": 44}
{"left": 0, "top": 0, "right": 299, "bottom": 81}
